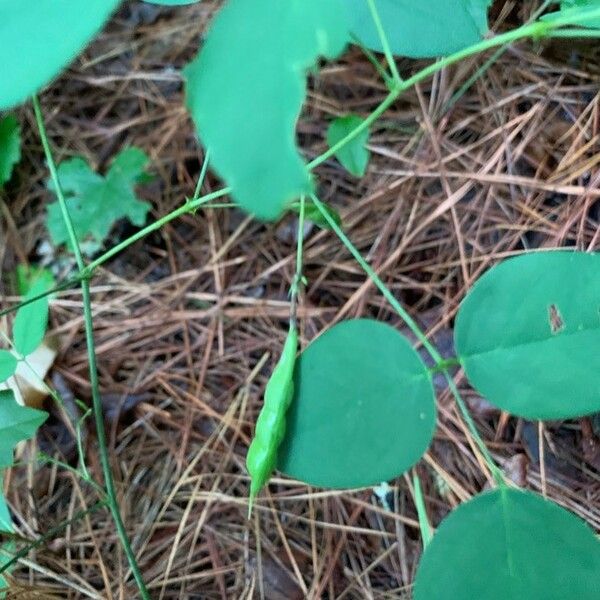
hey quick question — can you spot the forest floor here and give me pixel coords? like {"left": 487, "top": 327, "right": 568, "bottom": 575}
{"left": 1, "top": 1, "right": 599, "bottom": 598}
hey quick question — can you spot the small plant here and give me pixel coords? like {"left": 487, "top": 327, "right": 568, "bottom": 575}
{"left": 0, "top": 0, "right": 599, "bottom": 597}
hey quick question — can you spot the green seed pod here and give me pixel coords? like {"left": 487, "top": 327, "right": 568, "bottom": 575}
{"left": 246, "top": 325, "right": 298, "bottom": 515}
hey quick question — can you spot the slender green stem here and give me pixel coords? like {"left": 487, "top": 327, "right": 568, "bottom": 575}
{"left": 412, "top": 473, "right": 432, "bottom": 547}
{"left": 289, "top": 195, "right": 306, "bottom": 329}
{"left": 32, "top": 96, "right": 151, "bottom": 599}
{"left": 311, "top": 194, "right": 505, "bottom": 484}
{"left": 547, "top": 28, "right": 600, "bottom": 38}
{"left": 365, "top": 0, "right": 402, "bottom": 84}
{"left": 0, "top": 502, "right": 106, "bottom": 576}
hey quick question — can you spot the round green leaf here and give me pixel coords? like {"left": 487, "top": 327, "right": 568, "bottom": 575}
{"left": 278, "top": 319, "right": 436, "bottom": 488}
{"left": 455, "top": 251, "right": 600, "bottom": 419}
{"left": 0, "top": 351, "right": 17, "bottom": 384}
{"left": 414, "top": 488, "right": 600, "bottom": 599}
{"left": 0, "top": 0, "right": 121, "bottom": 110}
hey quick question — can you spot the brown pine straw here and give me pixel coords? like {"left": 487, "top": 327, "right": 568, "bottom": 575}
{"left": 0, "top": 1, "right": 599, "bottom": 597}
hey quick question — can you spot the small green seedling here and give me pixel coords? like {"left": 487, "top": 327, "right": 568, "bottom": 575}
{"left": 0, "top": 115, "right": 21, "bottom": 187}
{"left": 326, "top": 115, "right": 371, "bottom": 177}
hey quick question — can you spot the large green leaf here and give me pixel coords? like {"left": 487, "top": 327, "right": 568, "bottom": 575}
{"left": 278, "top": 319, "right": 436, "bottom": 488}
{"left": 414, "top": 488, "right": 600, "bottom": 599}
{"left": 455, "top": 251, "right": 600, "bottom": 419}
{"left": 345, "top": 0, "right": 491, "bottom": 58}
{"left": 0, "top": 390, "right": 48, "bottom": 468}
{"left": 144, "top": 0, "right": 200, "bottom": 4}
{"left": 185, "top": 0, "right": 350, "bottom": 220}
{"left": 47, "top": 147, "right": 151, "bottom": 250}
{"left": 0, "top": 1, "right": 121, "bottom": 110}
{"left": 12, "top": 280, "right": 50, "bottom": 358}
{"left": 0, "top": 115, "right": 21, "bottom": 186}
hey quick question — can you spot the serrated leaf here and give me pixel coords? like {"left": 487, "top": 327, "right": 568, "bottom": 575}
{"left": 0, "top": 115, "right": 21, "bottom": 186}
{"left": 46, "top": 147, "right": 151, "bottom": 249}
{"left": 326, "top": 115, "right": 370, "bottom": 177}
{"left": 12, "top": 280, "right": 50, "bottom": 358}
{"left": 185, "top": 0, "right": 350, "bottom": 220}
{"left": 0, "top": 353, "right": 17, "bottom": 385}
{"left": 0, "top": 1, "right": 121, "bottom": 110}
{"left": 455, "top": 251, "right": 600, "bottom": 420}
{"left": 346, "top": 0, "right": 491, "bottom": 58}
{"left": 0, "top": 390, "right": 48, "bottom": 468}
{"left": 278, "top": 319, "right": 436, "bottom": 488}
{"left": 414, "top": 488, "right": 600, "bottom": 599}
{"left": 542, "top": 0, "right": 600, "bottom": 29}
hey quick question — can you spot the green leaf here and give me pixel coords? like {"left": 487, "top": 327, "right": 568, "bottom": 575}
{"left": 144, "top": 0, "right": 200, "bottom": 4}
{"left": 0, "top": 473, "right": 13, "bottom": 590}
{"left": 345, "top": 0, "right": 491, "bottom": 58}
{"left": 0, "top": 1, "right": 121, "bottom": 110}
{"left": 0, "top": 390, "right": 48, "bottom": 469}
{"left": 0, "top": 115, "right": 21, "bottom": 186}
{"left": 46, "top": 147, "right": 151, "bottom": 249}
{"left": 290, "top": 199, "right": 342, "bottom": 230}
{"left": 278, "top": 319, "right": 436, "bottom": 488}
{"left": 12, "top": 280, "right": 50, "bottom": 357}
{"left": 0, "top": 352, "right": 17, "bottom": 384}
{"left": 185, "top": 0, "right": 350, "bottom": 220}
{"left": 543, "top": 1, "right": 600, "bottom": 29}
{"left": 15, "top": 265, "right": 56, "bottom": 297}
{"left": 455, "top": 251, "right": 600, "bottom": 420}
{"left": 414, "top": 488, "right": 600, "bottom": 599}
{"left": 326, "top": 115, "right": 370, "bottom": 177}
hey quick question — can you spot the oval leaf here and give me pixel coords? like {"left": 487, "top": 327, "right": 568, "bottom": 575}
{"left": 414, "top": 488, "right": 600, "bottom": 599}
{"left": 345, "top": 0, "right": 491, "bottom": 58}
{"left": 12, "top": 280, "right": 50, "bottom": 357}
{"left": 326, "top": 115, "right": 370, "bottom": 177}
{"left": 185, "top": 0, "right": 350, "bottom": 220}
{"left": 0, "top": 0, "right": 121, "bottom": 109}
{"left": 278, "top": 319, "right": 436, "bottom": 488}
{"left": 455, "top": 251, "right": 600, "bottom": 419}
{"left": 0, "top": 390, "right": 48, "bottom": 468}
{"left": 0, "top": 351, "right": 17, "bottom": 384}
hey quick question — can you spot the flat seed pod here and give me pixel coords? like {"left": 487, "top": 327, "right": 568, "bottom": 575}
{"left": 414, "top": 488, "right": 600, "bottom": 599}
{"left": 455, "top": 251, "right": 600, "bottom": 419}
{"left": 278, "top": 319, "right": 435, "bottom": 488}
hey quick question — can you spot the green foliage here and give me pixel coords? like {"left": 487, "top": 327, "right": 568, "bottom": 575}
{"left": 414, "top": 488, "right": 600, "bottom": 599}
{"left": 15, "top": 265, "right": 56, "bottom": 297}
{"left": 0, "top": 115, "right": 21, "bottom": 186}
{"left": 0, "top": 352, "right": 17, "bottom": 385}
{"left": 246, "top": 326, "right": 298, "bottom": 510}
{"left": 326, "top": 115, "right": 370, "bottom": 177}
{"left": 0, "top": 1, "right": 121, "bottom": 110}
{"left": 278, "top": 319, "right": 436, "bottom": 487}
{"left": 544, "top": 0, "right": 600, "bottom": 28}
{"left": 346, "top": 0, "right": 491, "bottom": 58}
{"left": 12, "top": 279, "right": 50, "bottom": 357}
{"left": 46, "top": 147, "right": 151, "bottom": 250}
{"left": 0, "top": 390, "right": 48, "bottom": 469}
{"left": 291, "top": 198, "right": 342, "bottom": 230}
{"left": 455, "top": 251, "right": 600, "bottom": 419}
{"left": 144, "top": 0, "right": 200, "bottom": 4}
{"left": 185, "top": 0, "right": 350, "bottom": 220}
